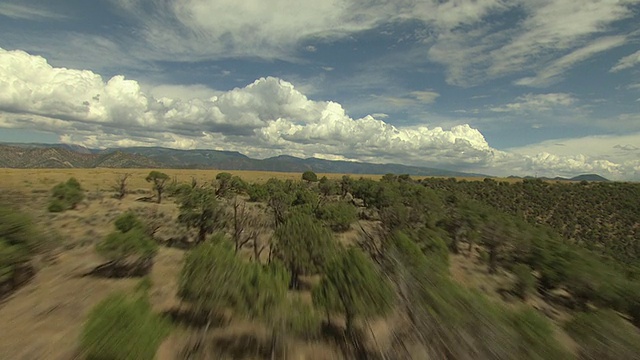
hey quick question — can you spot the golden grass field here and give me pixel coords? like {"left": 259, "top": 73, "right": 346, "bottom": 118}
{"left": 0, "top": 168, "right": 381, "bottom": 192}
{"left": 0, "top": 168, "right": 517, "bottom": 193}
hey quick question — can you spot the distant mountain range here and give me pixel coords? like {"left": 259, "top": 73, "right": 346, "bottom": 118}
{"left": 0, "top": 143, "right": 610, "bottom": 181}
{"left": 0, "top": 143, "right": 486, "bottom": 177}
{"left": 0, "top": 144, "right": 161, "bottom": 168}
{"left": 507, "top": 174, "right": 610, "bottom": 182}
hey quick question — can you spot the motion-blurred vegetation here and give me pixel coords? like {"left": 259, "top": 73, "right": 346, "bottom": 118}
{"left": 1, "top": 170, "right": 639, "bottom": 359}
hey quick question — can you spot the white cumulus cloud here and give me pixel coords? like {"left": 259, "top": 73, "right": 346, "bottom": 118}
{"left": 1, "top": 47, "right": 638, "bottom": 180}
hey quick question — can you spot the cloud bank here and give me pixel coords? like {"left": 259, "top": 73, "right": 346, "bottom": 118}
{"left": 0, "top": 47, "right": 638, "bottom": 180}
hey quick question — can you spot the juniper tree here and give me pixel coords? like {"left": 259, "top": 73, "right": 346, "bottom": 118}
{"left": 177, "top": 186, "right": 226, "bottom": 244}
{"left": 273, "top": 212, "right": 336, "bottom": 289}
{"left": 145, "top": 171, "right": 169, "bottom": 203}
{"left": 313, "top": 247, "right": 394, "bottom": 335}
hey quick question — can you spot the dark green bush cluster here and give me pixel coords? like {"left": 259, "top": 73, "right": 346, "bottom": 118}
{"left": 313, "top": 246, "right": 394, "bottom": 334}
{"left": 215, "top": 172, "right": 247, "bottom": 197}
{"left": 279, "top": 298, "right": 322, "bottom": 340}
{"left": 273, "top": 212, "right": 336, "bottom": 289}
{"left": 0, "top": 206, "right": 40, "bottom": 286}
{"left": 178, "top": 235, "right": 290, "bottom": 327}
{"left": 48, "top": 177, "right": 84, "bottom": 212}
{"left": 421, "top": 178, "right": 640, "bottom": 266}
{"left": 315, "top": 201, "right": 357, "bottom": 232}
{"left": 177, "top": 186, "right": 226, "bottom": 244}
{"left": 384, "top": 230, "right": 570, "bottom": 360}
{"left": 80, "top": 292, "right": 170, "bottom": 360}
{"left": 301, "top": 170, "right": 318, "bottom": 183}
{"left": 512, "top": 264, "right": 536, "bottom": 299}
{"left": 114, "top": 211, "right": 144, "bottom": 233}
{"left": 96, "top": 212, "right": 157, "bottom": 267}
{"left": 247, "top": 183, "right": 269, "bottom": 202}
{"left": 318, "top": 176, "right": 339, "bottom": 196}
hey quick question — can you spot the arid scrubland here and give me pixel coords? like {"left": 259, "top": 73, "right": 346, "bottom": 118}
{"left": 0, "top": 169, "right": 639, "bottom": 360}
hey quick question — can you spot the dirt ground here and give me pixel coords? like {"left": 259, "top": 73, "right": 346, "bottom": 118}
{"left": 0, "top": 184, "right": 184, "bottom": 359}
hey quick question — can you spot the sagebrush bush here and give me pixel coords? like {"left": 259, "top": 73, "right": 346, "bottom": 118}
{"left": 114, "top": 211, "right": 143, "bottom": 233}
{"left": 48, "top": 177, "right": 84, "bottom": 212}
{"left": 0, "top": 206, "right": 42, "bottom": 285}
{"left": 47, "top": 199, "right": 66, "bottom": 213}
{"left": 96, "top": 227, "right": 157, "bottom": 263}
{"left": 80, "top": 292, "right": 170, "bottom": 360}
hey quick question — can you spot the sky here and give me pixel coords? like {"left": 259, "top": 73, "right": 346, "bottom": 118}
{"left": 0, "top": 0, "right": 639, "bottom": 180}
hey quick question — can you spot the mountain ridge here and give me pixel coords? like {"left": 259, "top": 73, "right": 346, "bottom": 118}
{"left": 0, "top": 143, "right": 487, "bottom": 177}
{"left": 507, "top": 174, "right": 610, "bottom": 182}
{"left": 0, "top": 143, "right": 610, "bottom": 181}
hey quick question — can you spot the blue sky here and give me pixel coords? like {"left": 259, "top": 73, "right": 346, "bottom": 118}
{"left": 0, "top": 0, "right": 639, "bottom": 179}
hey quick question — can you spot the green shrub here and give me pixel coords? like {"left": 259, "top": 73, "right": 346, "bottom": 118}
{"left": 318, "top": 176, "right": 339, "bottom": 196}
{"left": 80, "top": 292, "right": 170, "bottom": 360}
{"left": 387, "top": 228, "right": 570, "bottom": 360}
{"left": 510, "top": 308, "right": 572, "bottom": 360}
{"left": 114, "top": 212, "right": 143, "bottom": 233}
{"left": 96, "top": 227, "right": 157, "bottom": 263}
{"left": 315, "top": 202, "right": 357, "bottom": 232}
{"left": 391, "top": 231, "right": 448, "bottom": 275}
{"left": 47, "top": 199, "right": 66, "bottom": 213}
{"left": 513, "top": 264, "right": 536, "bottom": 299}
{"left": 280, "top": 298, "right": 322, "bottom": 340}
{"left": 247, "top": 183, "right": 269, "bottom": 202}
{"left": 48, "top": 177, "right": 85, "bottom": 211}
{"left": 313, "top": 247, "right": 394, "bottom": 334}
{"left": 292, "top": 188, "right": 319, "bottom": 207}
{"left": 302, "top": 170, "right": 318, "bottom": 183}
{"left": 238, "top": 260, "right": 290, "bottom": 320}
{"left": 66, "top": 177, "right": 82, "bottom": 190}
{"left": 566, "top": 309, "right": 640, "bottom": 360}
{"left": 179, "top": 236, "right": 291, "bottom": 331}
{"left": 273, "top": 213, "right": 336, "bottom": 289}
{"left": 178, "top": 236, "right": 250, "bottom": 318}
{"left": 0, "top": 207, "right": 40, "bottom": 284}
{"left": 415, "top": 227, "right": 449, "bottom": 268}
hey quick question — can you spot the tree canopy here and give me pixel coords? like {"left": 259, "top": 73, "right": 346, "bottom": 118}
{"left": 313, "top": 247, "right": 394, "bottom": 334}
{"left": 273, "top": 212, "right": 336, "bottom": 289}
{"left": 177, "top": 186, "right": 226, "bottom": 244}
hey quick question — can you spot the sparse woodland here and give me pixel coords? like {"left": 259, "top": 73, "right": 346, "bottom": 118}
{"left": 1, "top": 170, "right": 640, "bottom": 359}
